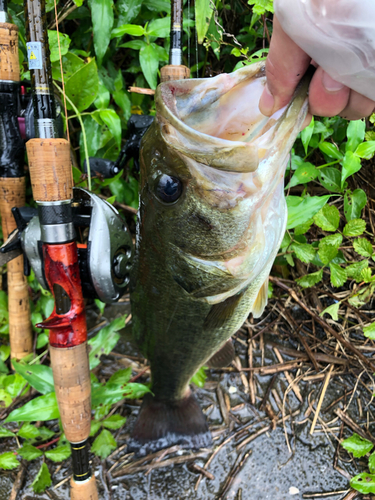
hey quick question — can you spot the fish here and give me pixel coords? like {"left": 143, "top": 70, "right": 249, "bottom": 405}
{"left": 129, "top": 62, "right": 312, "bottom": 454}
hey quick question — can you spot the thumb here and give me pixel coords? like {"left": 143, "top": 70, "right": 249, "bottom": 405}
{"left": 259, "top": 16, "right": 311, "bottom": 116}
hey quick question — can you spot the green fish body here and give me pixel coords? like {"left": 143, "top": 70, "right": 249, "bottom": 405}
{"left": 129, "top": 62, "right": 311, "bottom": 454}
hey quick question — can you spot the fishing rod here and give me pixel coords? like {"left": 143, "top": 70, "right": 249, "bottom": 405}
{"left": 160, "top": 0, "right": 190, "bottom": 82}
{"left": 23, "top": 0, "right": 98, "bottom": 497}
{"left": 0, "top": 0, "right": 33, "bottom": 361}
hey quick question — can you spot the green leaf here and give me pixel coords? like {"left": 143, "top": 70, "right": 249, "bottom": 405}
{"left": 139, "top": 43, "right": 159, "bottom": 89}
{"left": 91, "top": 429, "right": 117, "bottom": 459}
{"left": 346, "top": 260, "right": 369, "bottom": 281}
{"left": 36, "top": 333, "right": 49, "bottom": 349}
{"left": 353, "top": 238, "right": 373, "bottom": 258}
{"left": 351, "top": 473, "right": 375, "bottom": 494}
{"left": 320, "top": 302, "right": 340, "bottom": 321}
{"left": 45, "top": 444, "right": 71, "bottom": 462}
{"left": 363, "top": 323, "right": 375, "bottom": 340}
{"left": 369, "top": 452, "right": 375, "bottom": 473}
{"left": 18, "top": 443, "right": 43, "bottom": 461}
{"left": 195, "top": 0, "right": 214, "bottom": 43}
{"left": 286, "top": 195, "right": 331, "bottom": 230}
{"left": 0, "top": 390, "right": 12, "bottom": 408}
{"left": 90, "top": 420, "right": 102, "bottom": 437}
{"left": 88, "top": 0, "right": 114, "bottom": 66}
{"left": 318, "top": 142, "right": 343, "bottom": 160}
{"left": 120, "top": 40, "right": 147, "bottom": 50}
{"left": 65, "top": 59, "right": 99, "bottom": 112}
{"left": 32, "top": 463, "right": 52, "bottom": 494}
{"left": 12, "top": 361, "right": 54, "bottom": 395}
{"left": 5, "top": 393, "right": 59, "bottom": 422}
{"left": 4, "top": 373, "right": 27, "bottom": 398}
{"left": 248, "top": 0, "right": 273, "bottom": 15}
{"left": 313, "top": 205, "right": 340, "bottom": 232}
{"left": 287, "top": 163, "right": 317, "bottom": 188}
{"left": 318, "top": 233, "right": 343, "bottom": 265}
{"left": 113, "top": 89, "right": 131, "bottom": 121}
{"left": 38, "top": 426, "right": 55, "bottom": 441}
{"left": 88, "top": 316, "right": 126, "bottom": 369}
{"left": 343, "top": 219, "right": 366, "bottom": 237}
{"left": 329, "top": 263, "right": 347, "bottom": 287}
{"left": 94, "top": 82, "right": 111, "bottom": 109}
{"left": 92, "top": 381, "right": 151, "bottom": 407}
{"left": 341, "top": 151, "right": 362, "bottom": 188}
{"left": 47, "top": 31, "right": 71, "bottom": 63}
{"left": 0, "top": 452, "right": 19, "bottom": 470}
{"left": 296, "top": 269, "right": 323, "bottom": 289}
{"left": 103, "top": 414, "right": 127, "bottom": 430}
{"left": 116, "top": 0, "right": 142, "bottom": 25}
{"left": 0, "top": 426, "right": 15, "bottom": 438}
{"left": 0, "top": 346, "right": 10, "bottom": 362}
{"left": 300, "top": 116, "right": 314, "bottom": 154}
{"left": 318, "top": 167, "right": 343, "bottom": 193}
{"left": 341, "top": 433, "right": 373, "bottom": 458}
{"left": 107, "top": 368, "right": 132, "bottom": 385}
{"left": 52, "top": 53, "right": 85, "bottom": 82}
{"left": 294, "top": 218, "right": 313, "bottom": 236}
{"left": 344, "top": 189, "right": 367, "bottom": 221}
{"left": 111, "top": 24, "right": 145, "bottom": 38}
{"left": 18, "top": 423, "right": 40, "bottom": 439}
{"left": 99, "top": 109, "right": 121, "bottom": 148}
{"left": 291, "top": 243, "right": 316, "bottom": 263}
{"left": 146, "top": 16, "right": 171, "bottom": 37}
{"left": 191, "top": 366, "right": 207, "bottom": 388}
{"left": 346, "top": 119, "right": 366, "bottom": 152}
{"left": 355, "top": 141, "right": 375, "bottom": 160}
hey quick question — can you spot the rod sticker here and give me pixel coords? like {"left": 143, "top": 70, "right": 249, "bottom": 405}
{"left": 26, "top": 42, "right": 43, "bottom": 70}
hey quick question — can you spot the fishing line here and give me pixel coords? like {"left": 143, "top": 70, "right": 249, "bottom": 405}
{"left": 187, "top": 0, "right": 190, "bottom": 70}
{"left": 53, "top": 0, "right": 70, "bottom": 143}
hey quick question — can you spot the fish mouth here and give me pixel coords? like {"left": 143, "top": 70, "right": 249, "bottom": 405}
{"left": 155, "top": 62, "right": 310, "bottom": 173}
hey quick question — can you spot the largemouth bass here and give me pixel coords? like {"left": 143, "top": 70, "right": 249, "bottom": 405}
{"left": 130, "top": 62, "right": 311, "bottom": 454}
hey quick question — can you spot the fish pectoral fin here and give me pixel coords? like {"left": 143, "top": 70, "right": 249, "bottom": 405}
{"left": 204, "top": 289, "right": 247, "bottom": 331}
{"left": 128, "top": 392, "right": 212, "bottom": 455}
{"left": 206, "top": 339, "right": 235, "bottom": 368}
{"left": 251, "top": 277, "right": 269, "bottom": 319}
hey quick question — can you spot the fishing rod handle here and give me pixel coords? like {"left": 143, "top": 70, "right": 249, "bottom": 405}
{"left": 160, "top": 64, "right": 190, "bottom": 82}
{"left": 26, "top": 138, "right": 97, "bottom": 499}
{"left": 0, "top": 178, "right": 32, "bottom": 359}
{"left": 26, "top": 138, "right": 73, "bottom": 201}
{"left": 0, "top": 23, "right": 19, "bottom": 81}
{"left": 70, "top": 476, "right": 98, "bottom": 500}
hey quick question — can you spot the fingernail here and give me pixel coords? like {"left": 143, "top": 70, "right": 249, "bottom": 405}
{"left": 259, "top": 83, "right": 275, "bottom": 116}
{"left": 322, "top": 71, "right": 344, "bottom": 92}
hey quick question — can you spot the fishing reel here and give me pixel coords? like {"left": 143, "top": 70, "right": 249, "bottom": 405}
{"left": 1, "top": 188, "right": 133, "bottom": 304}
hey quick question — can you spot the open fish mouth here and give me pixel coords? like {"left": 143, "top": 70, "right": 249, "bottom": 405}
{"left": 155, "top": 62, "right": 310, "bottom": 174}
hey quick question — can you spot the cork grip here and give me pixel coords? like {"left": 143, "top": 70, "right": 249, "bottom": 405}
{"left": 50, "top": 343, "right": 91, "bottom": 443}
{"left": 0, "top": 178, "right": 32, "bottom": 360}
{"left": 71, "top": 476, "right": 98, "bottom": 500}
{"left": 0, "top": 23, "right": 20, "bottom": 81}
{"left": 160, "top": 65, "right": 190, "bottom": 82}
{"left": 26, "top": 139, "right": 73, "bottom": 202}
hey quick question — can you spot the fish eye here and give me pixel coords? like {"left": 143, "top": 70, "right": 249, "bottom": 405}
{"left": 155, "top": 175, "right": 183, "bottom": 203}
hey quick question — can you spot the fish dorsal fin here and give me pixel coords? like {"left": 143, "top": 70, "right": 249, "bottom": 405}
{"left": 204, "top": 290, "right": 246, "bottom": 331}
{"left": 252, "top": 278, "right": 269, "bottom": 319}
{"left": 206, "top": 339, "right": 235, "bottom": 368}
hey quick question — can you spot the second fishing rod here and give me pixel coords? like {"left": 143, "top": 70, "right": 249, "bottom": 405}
{"left": 0, "top": 0, "right": 33, "bottom": 362}
{"left": 23, "top": 0, "right": 98, "bottom": 497}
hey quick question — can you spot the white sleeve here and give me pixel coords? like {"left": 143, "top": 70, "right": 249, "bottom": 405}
{"left": 274, "top": 0, "right": 375, "bottom": 101}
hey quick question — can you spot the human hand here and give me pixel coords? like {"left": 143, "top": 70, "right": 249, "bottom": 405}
{"left": 259, "top": 17, "right": 375, "bottom": 126}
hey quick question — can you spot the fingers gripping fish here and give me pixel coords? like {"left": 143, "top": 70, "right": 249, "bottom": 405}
{"left": 129, "top": 62, "right": 313, "bottom": 454}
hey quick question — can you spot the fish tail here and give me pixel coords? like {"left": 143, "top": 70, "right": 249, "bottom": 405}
{"left": 128, "top": 391, "right": 212, "bottom": 455}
